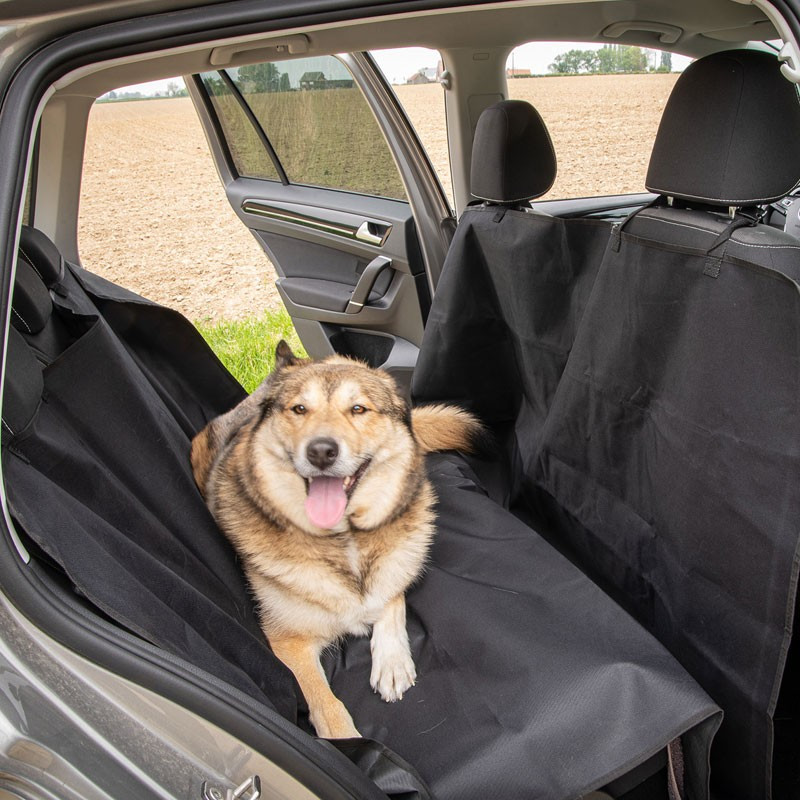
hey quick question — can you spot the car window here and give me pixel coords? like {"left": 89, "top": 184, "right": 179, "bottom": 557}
{"left": 201, "top": 72, "right": 280, "bottom": 181}
{"left": 199, "top": 55, "right": 407, "bottom": 201}
{"left": 371, "top": 48, "right": 453, "bottom": 207}
{"left": 78, "top": 81, "right": 277, "bottom": 324}
{"left": 506, "top": 43, "right": 692, "bottom": 200}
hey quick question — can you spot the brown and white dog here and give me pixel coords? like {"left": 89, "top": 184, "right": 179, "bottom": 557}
{"left": 191, "top": 341, "right": 482, "bottom": 739}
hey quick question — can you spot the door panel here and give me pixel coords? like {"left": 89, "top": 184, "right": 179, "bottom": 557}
{"left": 187, "top": 52, "right": 448, "bottom": 391}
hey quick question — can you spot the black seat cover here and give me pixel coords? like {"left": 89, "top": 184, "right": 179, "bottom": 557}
{"left": 414, "top": 49, "right": 800, "bottom": 800}
{"left": 2, "top": 227, "right": 722, "bottom": 798}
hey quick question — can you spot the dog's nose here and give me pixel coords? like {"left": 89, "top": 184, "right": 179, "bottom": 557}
{"left": 306, "top": 437, "right": 339, "bottom": 470}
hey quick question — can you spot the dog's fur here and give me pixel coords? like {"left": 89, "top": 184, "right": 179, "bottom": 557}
{"left": 191, "top": 341, "right": 481, "bottom": 739}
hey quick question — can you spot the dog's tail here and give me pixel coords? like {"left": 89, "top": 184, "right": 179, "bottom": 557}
{"left": 411, "top": 404, "right": 486, "bottom": 454}
{"left": 190, "top": 424, "right": 218, "bottom": 498}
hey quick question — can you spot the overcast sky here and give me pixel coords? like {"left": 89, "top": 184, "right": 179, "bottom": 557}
{"left": 114, "top": 44, "right": 693, "bottom": 95}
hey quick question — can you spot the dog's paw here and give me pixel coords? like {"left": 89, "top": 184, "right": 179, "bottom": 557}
{"left": 370, "top": 641, "right": 417, "bottom": 702}
{"left": 310, "top": 699, "right": 361, "bottom": 739}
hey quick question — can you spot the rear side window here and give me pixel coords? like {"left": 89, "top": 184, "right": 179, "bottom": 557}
{"left": 506, "top": 43, "right": 691, "bottom": 199}
{"left": 199, "top": 55, "right": 407, "bottom": 200}
{"left": 201, "top": 73, "right": 280, "bottom": 181}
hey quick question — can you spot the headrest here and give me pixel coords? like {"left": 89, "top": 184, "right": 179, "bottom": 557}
{"left": 471, "top": 100, "right": 557, "bottom": 204}
{"left": 18, "top": 226, "right": 65, "bottom": 286}
{"left": 12, "top": 258, "right": 52, "bottom": 335}
{"left": 646, "top": 49, "right": 800, "bottom": 206}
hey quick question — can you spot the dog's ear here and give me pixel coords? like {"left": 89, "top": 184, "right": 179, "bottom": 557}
{"left": 274, "top": 339, "right": 304, "bottom": 370}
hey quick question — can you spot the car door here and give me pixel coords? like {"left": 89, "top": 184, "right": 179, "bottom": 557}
{"left": 186, "top": 49, "right": 453, "bottom": 392}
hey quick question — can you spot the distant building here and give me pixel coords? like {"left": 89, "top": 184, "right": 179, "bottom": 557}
{"left": 507, "top": 68, "right": 532, "bottom": 78}
{"left": 407, "top": 67, "right": 438, "bottom": 84}
{"left": 300, "top": 71, "right": 327, "bottom": 89}
{"left": 299, "top": 71, "right": 354, "bottom": 90}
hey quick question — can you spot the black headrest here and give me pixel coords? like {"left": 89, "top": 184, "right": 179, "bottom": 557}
{"left": 12, "top": 258, "right": 52, "bottom": 335}
{"left": 18, "top": 226, "right": 64, "bottom": 286}
{"left": 471, "top": 100, "right": 557, "bottom": 204}
{"left": 646, "top": 49, "right": 800, "bottom": 206}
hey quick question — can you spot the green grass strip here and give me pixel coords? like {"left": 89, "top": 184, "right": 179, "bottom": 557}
{"left": 196, "top": 308, "right": 307, "bottom": 393}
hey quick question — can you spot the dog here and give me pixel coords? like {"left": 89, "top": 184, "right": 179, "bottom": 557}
{"left": 191, "top": 340, "right": 482, "bottom": 739}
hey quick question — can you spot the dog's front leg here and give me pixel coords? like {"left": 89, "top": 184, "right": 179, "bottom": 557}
{"left": 269, "top": 635, "right": 360, "bottom": 739}
{"left": 370, "top": 594, "right": 416, "bottom": 702}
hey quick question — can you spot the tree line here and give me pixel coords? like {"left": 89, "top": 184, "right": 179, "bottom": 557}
{"left": 549, "top": 45, "right": 672, "bottom": 75}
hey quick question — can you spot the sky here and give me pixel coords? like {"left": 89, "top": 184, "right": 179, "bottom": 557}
{"left": 111, "top": 43, "right": 693, "bottom": 96}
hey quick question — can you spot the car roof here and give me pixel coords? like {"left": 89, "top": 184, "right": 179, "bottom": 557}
{"left": 8, "top": 0, "right": 773, "bottom": 99}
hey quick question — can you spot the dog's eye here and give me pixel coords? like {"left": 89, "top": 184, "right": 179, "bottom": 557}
{"left": 351, "top": 405, "right": 367, "bottom": 415}
{"left": 291, "top": 404, "right": 307, "bottom": 415}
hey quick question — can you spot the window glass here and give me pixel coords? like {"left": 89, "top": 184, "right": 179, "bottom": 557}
{"left": 213, "top": 55, "right": 407, "bottom": 200}
{"left": 371, "top": 48, "right": 453, "bottom": 207}
{"left": 199, "top": 72, "right": 279, "bottom": 181}
{"left": 78, "top": 80, "right": 276, "bottom": 324}
{"left": 506, "top": 43, "right": 692, "bottom": 199}
{"left": 22, "top": 177, "right": 32, "bottom": 226}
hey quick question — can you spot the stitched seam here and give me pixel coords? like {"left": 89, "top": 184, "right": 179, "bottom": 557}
{"left": 645, "top": 184, "right": 796, "bottom": 205}
{"left": 636, "top": 213, "right": 722, "bottom": 235}
{"left": 636, "top": 213, "right": 800, "bottom": 251}
{"left": 11, "top": 308, "right": 31, "bottom": 333}
{"left": 18, "top": 245, "right": 44, "bottom": 281}
{"left": 728, "top": 240, "right": 800, "bottom": 251}
{"left": 2, "top": 418, "right": 14, "bottom": 435}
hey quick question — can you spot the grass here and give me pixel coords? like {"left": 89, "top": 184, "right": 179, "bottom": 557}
{"left": 196, "top": 307, "right": 306, "bottom": 393}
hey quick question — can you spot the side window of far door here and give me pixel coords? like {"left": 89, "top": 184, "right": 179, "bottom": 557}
{"left": 198, "top": 55, "right": 407, "bottom": 201}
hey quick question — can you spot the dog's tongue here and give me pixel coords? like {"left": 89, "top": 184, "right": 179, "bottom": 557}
{"left": 306, "top": 476, "right": 348, "bottom": 529}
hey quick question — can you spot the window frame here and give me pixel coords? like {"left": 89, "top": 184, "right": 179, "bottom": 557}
{"left": 194, "top": 55, "right": 411, "bottom": 202}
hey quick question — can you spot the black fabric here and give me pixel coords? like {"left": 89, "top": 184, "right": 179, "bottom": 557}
{"left": 1, "top": 327, "right": 42, "bottom": 443}
{"left": 412, "top": 206, "right": 612, "bottom": 479}
{"left": 413, "top": 204, "right": 800, "bottom": 798}
{"left": 538, "top": 213, "right": 800, "bottom": 800}
{"left": 18, "top": 225, "right": 64, "bottom": 286}
{"left": 4, "top": 232, "right": 447, "bottom": 796}
{"left": 2, "top": 229, "right": 725, "bottom": 798}
{"left": 3, "top": 305, "right": 299, "bottom": 721}
{"left": 327, "top": 454, "right": 720, "bottom": 800}
{"left": 646, "top": 49, "right": 800, "bottom": 205}
{"left": 470, "top": 100, "right": 556, "bottom": 204}
{"left": 11, "top": 259, "right": 51, "bottom": 334}
{"left": 60, "top": 264, "right": 245, "bottom": 437}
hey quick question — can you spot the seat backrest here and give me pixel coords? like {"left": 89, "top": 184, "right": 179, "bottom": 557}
{"left": 534, "top": 50, "right": 800, "bottom": 800}
{"left": 413, "top": 100, "right": 613, "bottom": 477}
{"left": 414, "top": 49, "right": 800, "bottom": 799}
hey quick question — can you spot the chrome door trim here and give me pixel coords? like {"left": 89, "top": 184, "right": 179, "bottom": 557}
{"left": 241, "top": 199, "right": 391, "bottom": 246}
{"left": 339, "top": 52, "right": 453, "bottom": 294}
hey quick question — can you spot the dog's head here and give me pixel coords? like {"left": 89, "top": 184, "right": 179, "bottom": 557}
{"left": 250, "top": 341, "right": 419, "bottom": 534}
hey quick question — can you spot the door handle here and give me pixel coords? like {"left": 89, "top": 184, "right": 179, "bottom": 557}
{"left": 355, "top": 221, "right": 391, "bottom": 246}
{"left": 346, "top": 256, "right": 393, "bottom": 314}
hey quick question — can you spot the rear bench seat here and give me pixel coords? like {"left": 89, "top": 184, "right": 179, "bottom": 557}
{"left": 1, "top": 237, "right": 720, "bottom": 795}
{"left": 3, "top": 223, "right": 721, "bottom": 796}
{"left": 413, "top": 49, "right": 800, "bottom": 800}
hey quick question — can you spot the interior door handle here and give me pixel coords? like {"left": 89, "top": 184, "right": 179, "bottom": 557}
{"left": 355, "top": 221, "right": 391, "bottom": 246}
{"left": 346, "top": 256, "right": 393, "bottom": 314}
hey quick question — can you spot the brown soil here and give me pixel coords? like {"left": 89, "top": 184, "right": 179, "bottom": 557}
{"left": 78, "top": 74, "right": 679, "bottom": 322}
